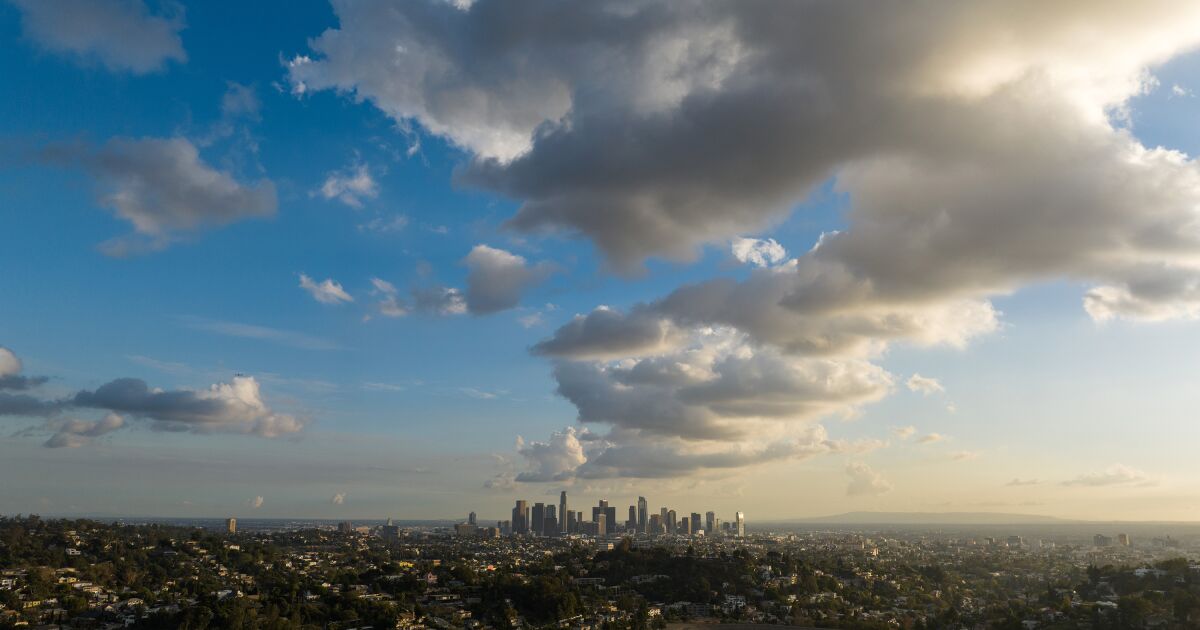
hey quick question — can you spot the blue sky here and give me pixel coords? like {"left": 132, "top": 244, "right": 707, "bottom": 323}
{"left": 4, "top": 0, "right": 1200, "bottom": 522}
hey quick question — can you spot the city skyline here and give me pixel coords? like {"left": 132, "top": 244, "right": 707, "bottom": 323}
{"left": 6, "top": 1, "right": 1200, "bottom": 522}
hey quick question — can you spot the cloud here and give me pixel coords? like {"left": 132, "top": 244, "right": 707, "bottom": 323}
{"left": 846, "top": 462, "right": 892, "bottom": 496}
{"left": 42, "top": 137, "right": 277, "bottom": 255}
{"left": 1063, "top": 463, "right": 1157, "bottom": 487}
{"left": 44, "top": 413, "right": 125, "bottom": 448}
{"left": 298, "top": 273, "right": 354, "bottom": 304}
{"left": 892, "top": 425, "right": 916, "bottom": 439}
{"left": 463, "top": 245, "right": 553, "bottom": 314}
{"left": 0, "top": 346, "right": 48, "bottom": 392}
{"left": 732, "top": 237, "right": 787, "bottom": 268}
{"left": 316, "top": 161, "right": 378, "bottom": 208}
{"left": 906, "top": 374, "right": 944, "bottom": 395}
{"left": 182, "top": 316, "right": 339, "bottom": 350}
{"left": 250, "top": 495, "right": 264, "bottom": 509}
{"left": 369, "top": 277, "right": 409, "bottom": 317}
{"left": 332, "top": 492, "right": 346, "bottom": 505}
{"left": 412, "top": 286, "right": 467, "bottom": 315}
{"left": 12, "top": 0, "right": 186, "bottom": 74}
{"left": 1006, "top": 478, "right": 1042, "bottom": 486}
{"left": 358, "top": 215, "right": 408, "bottom": 233}
{"left": 517, "top": 312, "right": 544, "bottom": 328}
{"left": 916, "top": 433, "right": 945, "bottom": 444}
{"left": 220, "top": 82, "right": 260, "bottom": 120}
{"left": 73, "top": 375, "right": 304, "bottom": 437}
{"left": 949, "top": 450, "right": 979, "bottom": 461}
{"left": 531, "top": 307, "right": 685, "bottom": 360}
{"left": 513, "top": 427, "right": 589, "bottom": 482}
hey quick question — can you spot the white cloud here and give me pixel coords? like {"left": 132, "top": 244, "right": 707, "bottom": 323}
{"left": 43, "top": 413, "right": 125, "bottom": 449}
{"left": 0, "top": 347, "right": 21, "bottom": 378}
{"left": 906, "top": 374, "right": 945, "bottom": 395}
{"left": 358, "top": 215, "right": 408, "bottom": 233}
{"left": 369, "top": 277, "right": 409, "bottom": 317}
{"left": 732, "top": 237, "right": 787, "bottom": 268}
{"left": 12, "top": 0, "right": 186, "bottom": 74}
{"left": 1006, "top": 478, "right": 1042, "bottom": 486}
{"left": 250, "top": 495, "right": 264, "bottom": 509}
{"left": 317, "top": 161, "right": 378, "bottom": 208}
{"left": 298, "top": 273, "right": 354, "bottom": 304}
{"left": 182, "top": 317, "right": 339, "bottom": 350}
{"left": 43, "top": 137, "right": 277, "bottom": 255}
{"left": 332, "top": 492, "right": 346, "bottom": 505}
{"left": 1064, "top": 463, "right": 1157, "bottom": 487}
{"left": 917, "top": 433, "right": 946, "bottom": 444}
{"left": 517, "top": 312, "right": 544, "bottom": 328}
{"left": 892, "top": 425, "right": 916, "bottom": 439}
{"left": 950, "top": 451, "right": 979, "bottom": 461}
{"left": 846, "top": 462, "right": 892, "bottom": 496}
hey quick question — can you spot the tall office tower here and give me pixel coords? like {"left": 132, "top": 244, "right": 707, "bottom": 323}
{"left": 544, "top": 505, "right": 557, "bottom": 536}
{"left": 559, "top": 491, "right": 568, "bottom": 533}
{"left": 713, "top": 517, "right": 721, "bottom": 536}
{"left": 680, "top": 517, "right": 690, "bottom": 535}
{"left": 667, "top": 509, "right": 677, "bottom": 534}
{"left": 512, "top": 500, "right": 529, "bottom": 534}
{"left": 637, "top": 496, "right": 648, "bottom": 533}
{"left": 566, "top": 510, "right": 577, "bottom": 534}
{"left": 592, "top": 500, "right": 616, "bottom": 534}
{"left": 705, "top": 512, "right": 715, "bottom": 536}
{"left": 532, "top": 503, "right": 546, "bottom": 536}
{"left": 735, "top": 511, "right": 745, "bottom": 537}
{"left": 649, "top": 514, "right": 662, "bottom": 535}
{"left": 660, "top": 507, "right": 668, "bottom": 526}
{"left": 627, "top": 505, "right": 637, "bottom": 531}
{"left": 1118, "top": 533, "right": 1131, "bottom": 546}
{"left": 468, "top": 511, "right": 477, "bottom": 526}
{"left": 596, "top": 513, "right": 607, "bottom": 537}
{"left": 691, "top": 512, "right": 702, "bottom": 535}
{"left": 226, "top": 518, "right": 237, "bottom": 534}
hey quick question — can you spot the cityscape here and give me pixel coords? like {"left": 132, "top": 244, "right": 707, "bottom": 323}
{"left": 9, "top": 0, "right": 1200, "bottom": 628}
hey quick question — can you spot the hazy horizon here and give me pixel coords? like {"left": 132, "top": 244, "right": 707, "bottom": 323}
{"left": 5, "top": 0, "right": 1200, "bottom": 523}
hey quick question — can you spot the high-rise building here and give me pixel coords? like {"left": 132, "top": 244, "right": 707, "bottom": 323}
{"left": 566, "top": 510, "right": 577, "bottom": 534}
{"left": 596, "top": 513, "right": 607, "bottom": 537}
{"left": 226, "top": 518, "right": 237, "bottom": 534}
{"left": 338, "top": 521, "right": 353, "bottom": 533}
{"left": 382, "top": 518, "right": 400, "bottom": 542}
{"left": 593, "top": 499, "right": 617, "bottom": 534}
{"left": 627, "top": 505, "right": 637, "bottom": 531}
{"left": 1118, "top": 533, "right": 1131, "bottom": 546}
{"left": 667, "top": 509, "right": 677, "bottom": 534}
{"left": 512, "top": 500, "right": 529, "bottom": 534}
{"left": 559, "top": 491, "right": 568, "bottom": 533}
{"left": 705, "top": 511, "right": 716, "bottom": 536}
{"left": 690, "top": 512, "right": 702, "bottom": 535}
{"left": 735, "top": 511, "right": 745, "bottom": 537}
{"left": 544, "top": 505, "right": 557, "bottom": 535}
{"left": 468, "top": 511, "right": 477, "bottom": 526}
{"left": 637, "top": 496, "right": 648, "bottom": 533}
{"left": 532, "top": 503, "right": 546, "bottom": 536}
{"left": 680, "top": 516, "right": 690, "bottom": 535}
{"left": 649, "top": 513, "right": 662, "bottom": 535}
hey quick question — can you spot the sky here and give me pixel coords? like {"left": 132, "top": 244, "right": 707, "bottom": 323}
{"left": 4, "top": 0, "right": 1200, "bottom": 523}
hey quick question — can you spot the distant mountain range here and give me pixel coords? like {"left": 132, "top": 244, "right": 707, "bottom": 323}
{"left": 778, "top": 511, "right": 1075, "bottom": 525}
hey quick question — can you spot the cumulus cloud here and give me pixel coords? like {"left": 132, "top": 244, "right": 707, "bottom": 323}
{"left": 331, "top": 492, "right": 346, "bottom": 505}
{"left": 0, "top": 346, "right": 48, "bottom": 392}
{"left": 732, "top": 237, "right": 786, "bottom": 268}
{"left": 316, "top": 161, "right": 378, "bottom": 208}
{"left": 12, "top": 0, "right": 186, "bottom": 74}
{"left": 846, "top": 462, "right": 892, "bottom": 496}
{"left": 463, "top": 245, "right": 553, "bottom": 314}
{"left": 43, "top": 136, "right": 277, "bottom": 255}
{"left": 412, "top": 285, "right": 468, "bottom": 315}
{"left": 298, "top": 273, "right": 354, "bottom": 304}
{"left": 295, "top": 1, "right": 1200, "bottom": 482}
{"left": 1063, "top": 463, "right": 1157, "bottom": 487}
{"left": 917, "top": 433, "right": 946, "bottom": 444}
{"left": 531, "top": 307, "right": 685, "bottom": 360}
{"left": 44, "top": 413, "right": 125, "bottom": 448}
{"left": 249, "top": 495, "right": 264, "bottom": 509}
{"left": 513, "top": 427, "right": 589, "bottom": 482}
{"left": 906, "top": 374, "right": 944, "bottom": 395}
{"left": 73, "top": 375, "right": 304, "bottom": 437}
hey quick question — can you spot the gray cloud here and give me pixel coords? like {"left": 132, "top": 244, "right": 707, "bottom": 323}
{"left": 42, "top": 137, "right": 277, "bottom": 255}
{"left": 463, "top": 245, "right": 553, "bottom": 314}
{"left": 531, "top": 307, "right": 684, "bottom": 360}
{"left": 0, "top": 346, "right": 48, "bottom": 391}
{"left": 73, "top": 376, "right": 304, "bottom": 437}
{"left": 412, "top": 285, "right": 468, "bottom": 316}
{"left": 12, "top": 0, "right": 186, "bottom": 74}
